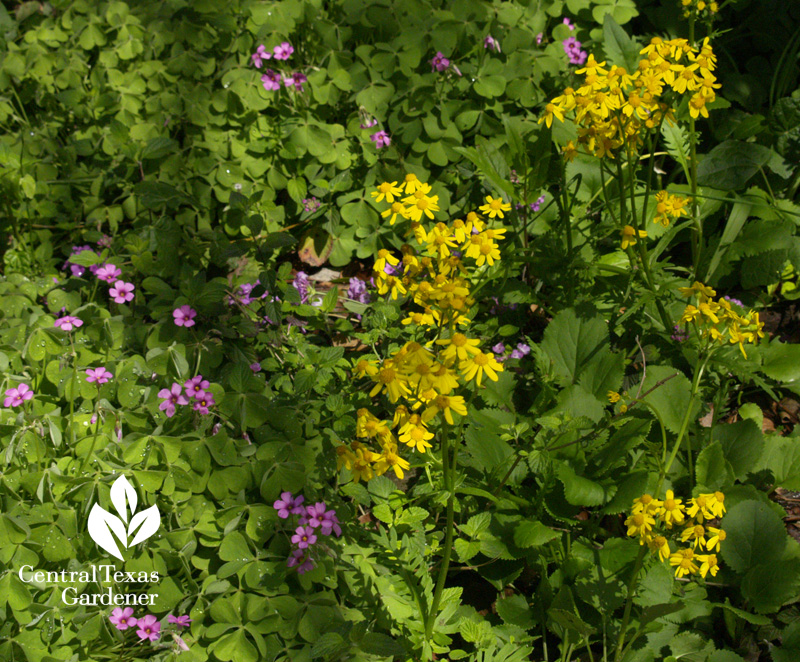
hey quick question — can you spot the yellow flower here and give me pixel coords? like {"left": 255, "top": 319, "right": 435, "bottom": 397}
{"left": 374, "top": 249, "right": 400, "bottom": 274}
{"left": 479, "top": 195, "right": 512, "bottom": 219}
{"left": 373, "top": 442, "right": 410, "bottom": 480}
{"left": 475, "top": 239, "right": 501, "bottom": 267}
{"left": 403, "top": 173, "right": 424, "bottom": 194}
{"left": 649, "top": 535, "right": 671, "bottom": 562}
{"left": 705, "top": 527, "right": 726, "bottom": 553}
{"left": 369, "top": 362, "right": 411, "bottom": 402}
{"left": 696, "top": 553, "right": 719, "bottom": 578}
{"left": 658, "top": 490, "right": 685, "bottom": 528}
{"left": 459, "top": 350, "right": 503, "bottom": 386}
{"left": 608, "top": 391, "right": 621, "bottom": 403}
{"left": 436, "top": 333, "right": 481, "bottom": 362}
{"left": 625, "top": 511, "right": 655, "bottom": 540}
{"left": 371, "top": 181, "right": 403, "bottom": 204}
{"left": 631, "top": 493, "right": 661, "bottom": 515}
{"left": 351, "top": 447, "right": 378, "bottom": 483}
{"left": 686, "top": 494, "right": 712, "bottom": 521}
{"left": 422, "top": 393, "right": 468, "bottom": 425}
{"left": 680, "top": 523, "right": 707, "bottom": 550}
{"left": 670, "top": 548, "right": 699, "bottom": 578}
{"left": 621, "top": 225, "right": 647, "bottom": 250}
{"left": 398, "top": 419, "right": 435, "bottom": 453}
{"left": 381, "top": 201, "right": 409, "bottom": 225}
{"left": 538, "top": 102, "right": 565, "bottom": 128}
{"left": 703, "top": 491, "right": 726, "bottom": 518}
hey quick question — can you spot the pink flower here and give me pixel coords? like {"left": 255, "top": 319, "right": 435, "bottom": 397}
{"left": 136, "top": 614, "right": 161, "bottom": 641}
{"left": 370, "top": 130, "right": 391, "bottom": 149}
{"left": 252, "top": 44, "right": 271, "bottom": 68}
{"left": 3, "top": 384, "right": 34, "bottom": 408}
{"left": 54, "top": 315, "right": 83, "bottom": 331}
{"left": 250, "top": 362, "right": 261, "bottom": 372}
{"left": 110, "top": 607, "right": 138, "bottom": 631}
{"left": 287, "top": 549, "right": 315, "bottom": 573}
{"left": 273, "top": 492, "right": 305, "bottom": 519}
{"left": 184, "top": 375, "right": 210, "bottom": 398}
{"left": 167, "top": 614, "right": 192, "bottom": 628}
{"left": 95, "top": 264, "right": 122, "bottom": 283}
{"left": 261, "top": 69, "right": 281, "bottom": 91}
{"left": 429, "top": 51, "right": 450, "bottom": 72}
{"left": 109, "top": 281, "right": 134, "bottom": 303}
{"left": 191, "top": 390, "right": 215, "bottom": 415}
{"left": 484, "top": 35, "right": 501, "bottom": 52}
{"left": 291, "top": 525, "right": 317, "bottom": 549}
{"left": 173, "top": 305, "right": 197, "bottom": 327}
{"left": 536, "top": 33, "right": 544, "bottom": 45}
{"left": 283, "top": 72, "right": 307, "bottom": 92}
{"left": 360, "top": 117, "right": 378, "bottom": 129}
{"left": 563, "top": 17, "right": 575, "bottom": 30}
{"left": 273, "top": 41, "right": 293, "bottom": 60}
{"left": 172, "top": 633, "right": 190, "bottom": 651}
{"left": 158, "top": 383, "right": 189, "bottom": 418}
{"left": 86, "top": 367, "right": 113, "bottom": 384}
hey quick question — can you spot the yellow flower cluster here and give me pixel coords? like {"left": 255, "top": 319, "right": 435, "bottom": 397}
{"left": 625, "top": 491, "right": 726, "bottom": 579}
{"left": 539, "top": 37, "right": 720, "bottom": 160}
{"left": 339, "top": 176, "right": 507, "bottom": 483}
{"left": 681, "top": 0, "right": 720, "bottom": 19}
{"left": 653, "top": 190, "right": 690, "bottom": 227}
{"left": 677, "top": 282, "right": 765, "bottom": 358}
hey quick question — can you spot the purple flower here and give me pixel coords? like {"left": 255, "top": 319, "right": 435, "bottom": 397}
{"left": 250, "top": 362, "right": 261, "bottom": 373}
{"left": 54, "top": 315, "right": 83, "bottom": 331}
{"left": 531, "top": 194, "right": 546, "bottom": 212}
{"left": 484, "top": 35, "right": 501, "bottom": 52}
{"left": 3, "top": 384, "right": 34, "bottom": 408}
{"left": 96, "top": 264, "right": 122, "bottom": 283}
{"left": 293, "top": 271, "right": 310, "bottom": 303}
{"left": 515, "top": 342, "right": 531, "bottom": 356}
{"left": 306, "top": 502, "right": 342, "bottom": 537}
{"left": 283, "top": 72, "right": 307, "bottom": 92}
{"left": 167, "top": 614, "right": 192, "bottom": 629}
{"left": 136, "top": 614, "right": 161, "bottom": 642}
{"left": 370, "top": 130, "right": 391, "bottom": 149}
{"left": 347, "top": 277, "right": 370, "bottom": 305}
{"left": 563, "top": 37, "right": 587, "bottom": 65}
{"left": 109, "top": 281, "right": 135, "bottom": 304}
{"left": 109, "top": 607, "right": 137, "bottom": 631}
{"left": 536, "top": 33, "right": 544, "bottom": 45}
{"left": 261, "top": 69, "right": 281, "bottom": 91}
{"left": 97, "top": 234, "right": 113, "bottom": 248}
{"left": 430, "top": 51, "right": 451, "bottom": 72}
{"left": 291, "top": 525, "right": 317, "bottom": 549}
{"left": 724, "top": 295, "right": 744, "bottom": 307}
{"left": 252, "top": 44, "right": 271, "bottom": 68}
{"left": 86, "top": 367, "right": 113, "bottom": 384}
{"left": 273, "top": 41, "right": 294, "bottom": 60}
{"left": 563, "top": 17, "right": 575, "bottom": 30}
{"left": 360, "top": 117, "right": 378, "bottom": 129}
{"left": 302, "top": 197, "right": 321, "bottom": 213}
{"left": 671, "top": 325, "right": 689, "bottom": 342}
{"left": 173, "top": 305, "right": 197, "bottom": 327}
{"left": 184, "top": 375, "right": 210, "bottom": 398}
{"left": 191, "top": 390, "right": 215, "bottom": 415}
{"left": 492, "top": 342, "right": 506, "bottom": 355}
{"left": 273, "top": 492, "right": 305, "bottom": 518}
{"left": 157, "top": 383, "right": 189, "bottom": 418}
{"left": 287, "top": 548, "right": 315, "bottom": 573}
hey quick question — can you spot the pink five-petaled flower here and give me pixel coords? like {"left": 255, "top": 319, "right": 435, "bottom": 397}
{"left": 96, "top": 264, "right": 122, "bottom": 283}
{"left": 287, "top": 548, "right": 315, "bottom": 573}
{"left": 283, "top": 72, "right": 307, "bottom": 92}
{"left": 370, "top": 130, "right": 391, "bottom": 149}
{"left": 86, "top": 367, "right": 113, "bottom": 384}
{"left": 184, "top": 375, "right": 210, "bottom": 398}
{"left": 261, "top": 69, "right": 281, "bottom": 91}
{"left": 192, "top": 390, "right": 216, "bottom": 415}
{"left": 272, "top": 41, "right": 293, "bottom": 60}
{"left": 109, "top": 281, "right": 135, "bottom": 303}
{"left": 173, "top": 305, "right": 197, "bottom": 327}
{"left": 273, "top": 492, "right": 305, "bottom": 519}
{"left": 252, "top": 44, "right": 271, "bottom": 68}
{"left": 291, "top": 525, "right": 317, "bottom": 550}
{"left": 3, "top": 384, "right": 34, "bottom": 408}
{"left": 157, "top": 383, "right": 189, "bottom": 418}
{"left": 167, "top": 614, "right": 192, "bottom": 629}
{"left": 306, "top": 502, "right": 342, "bottom": 537}
{"left": 136, "top": 614, "right": 161, "bottom": 642}
{"left": 429, "top": 51, "right": 450, "bottom": 72}
{"left": 54, "top": 315, "right": 83, "bottom": 331}
{"left": 484, "top": 35, "right": 501, "bottom": 52}
{"left": 109, "top": 607, "right": 137, "bottom": 631}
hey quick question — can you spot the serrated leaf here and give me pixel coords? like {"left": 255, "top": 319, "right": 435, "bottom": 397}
{"left": 514, "top": 521, "right": 559, "bottom": 548}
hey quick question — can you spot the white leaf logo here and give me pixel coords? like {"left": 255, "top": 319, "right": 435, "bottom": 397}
{"left": 87, "top": 475, "right": 161, "bottom": 560}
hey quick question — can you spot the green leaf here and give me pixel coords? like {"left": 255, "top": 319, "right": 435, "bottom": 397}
{"left": 740, "top": 559, "right": 800, "bottom": 613}
{"left": 555, "top": 461, "right": 613, "bottom": 506}
{"left": 211, "top": 629, "right": 258, "bottom": 662}
{"left": 602, "top": 13, "right": 639, "bottom": 72}
{"left": 141, "top": 137, "right": 177, "bottom": 160}
{"left": 358, "top": 633, "right": 406, "bottom": 657}
{"left": 695, "top": 442, "right": 734, "bottom": 491}
{"left": 760, "top": 339, "right": 800, "bottom": 382}
{"left": 633, "top": 366, "right": 697, "bottom": 435}
{"left": 697, "top": 140, "right": 789, "bottom": 191}
{"left": 712, "top": 420, "right": 764, "bottom": 480}
{"left": 721, "top": 499, "right": 786, "bottom": 573}
{"left": 514, "top": 521, "right": 559, "bottom": 548}
{"left": 549, "top": 608, "right": 596, "bottom": 637}
{"left": 219, "top": 532, "right": 251, "bottom": 562}
{"left": 541, "top": 308, "right": 609, "bottom": 385}
{"left": 496, "top": 594, "right": 535, "bottom": 628}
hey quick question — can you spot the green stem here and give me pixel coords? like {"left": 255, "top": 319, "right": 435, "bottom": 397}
{"left": 613, "top": 545, "right": 648, "bottom": 662}
{"left": 69, "top": 335, "right": 78, "bottom": 448}
{"left": 80, "top": 399, "right": 102, "bottom": 472}
{"left": 425, "top": 423, "right": 455, "bottom": 642}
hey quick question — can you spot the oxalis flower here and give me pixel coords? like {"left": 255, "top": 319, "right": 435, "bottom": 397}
{"left": 167, "top": 614, "right": 192, "bottom": 629}
{"left": 158, "top": 383, "right": 189, "bottom": 418}
{"left": 184, "top": 375, "right": 210, "bottom": 398}
{"left": 192, "top": 390, "right": 216, "bottom": 415}
{"left": 54, "top": 316, "right": 83, "bottom": 331}
{"left": 109, "top": 281, "right": 135, "bottom": 304}
{"left": 109, "top": 607, "right": 137, "bottom": 631}
{"left": 4, "top": 384, "right": 34, "bottom": 408}
{"left": 95, "top": 264, "right": 122, "bottom": 283}
{"left": 136, "top": 614, "right": 161, "bottom": 642}
{"left": 86, "top": 367, "right": 113, "bottom": 384}
{"left": 261, "top": 69, "right": 281, "bottom": 91}
{"left": 173, "top": 305, "right": 197, "bottom": 327}
{"left": 370, "top": 130, "right": 391, "bottom": 149}
{"left": 273, "top": 492, "right": 305, "bottom": 518}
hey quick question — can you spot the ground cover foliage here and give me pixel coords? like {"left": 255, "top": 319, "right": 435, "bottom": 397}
{"left": 2, "top": 0, "right": 800, "bottom": 660}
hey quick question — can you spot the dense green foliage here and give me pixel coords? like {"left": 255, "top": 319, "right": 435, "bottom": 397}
{"left": 2, "top": 0, "right": 800, "bottom": 661}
